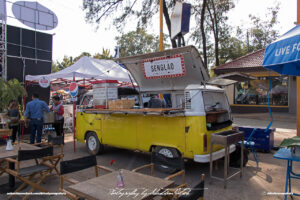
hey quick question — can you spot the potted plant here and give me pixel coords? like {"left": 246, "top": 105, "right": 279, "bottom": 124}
{"left": 0, "top": 78, "right": 26, "bottom": 122}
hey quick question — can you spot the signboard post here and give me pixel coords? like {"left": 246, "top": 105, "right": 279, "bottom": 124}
{"left": 70, "top": 80, "right": 78, "bottom": 152}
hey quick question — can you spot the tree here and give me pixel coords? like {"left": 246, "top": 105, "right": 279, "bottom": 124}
{"left": 247, "top": 4, "right": 280, "bottom": 52}
{"left": 193, "top": 0, "right": 208, "bottom": 68}
{"left": 192, "top": 0, "right": 235, "bottom": 67}
{"left": 74, "top": 52, "right": 92, "bottom": 62}
{"left": 52, "top": 56, "right": 74, "bottom": 72}
{"left": 82, "top": 0, "right": 280, "bottom": 70}
{"left": 93, "top": 48, "right": 112, "bottom": 59}
{"left": 82, "top": 0, "right": 178, "bottom": 48}
{"left": 115, "top": 28, "right": 169, "bottom": 57}
{"left": 52, "top": 63, "right": 60, "bottom": 73}
{"left": 219, "top": 36, "right": 247, "bottom": 64}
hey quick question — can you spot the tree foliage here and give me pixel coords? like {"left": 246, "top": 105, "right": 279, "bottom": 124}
{"left": 93, "top": 48, "right": 112, "bottom": 59}
{"left": 247, "top": 4, "right": 280, "bottom": 52}
{"left": 82, "top": 0, "right": 280, "bottom": 69}
{"left": 115, "top": 28, "right": 169, "bottom": 57}
{"left": 0, "top": 78, "right": 25, "bottom": 112}
{"left": 192, "top": 0, "right": 235, "bottom": 67}
{"left": 83, "top": 0, "right": 178, "bottom": 47}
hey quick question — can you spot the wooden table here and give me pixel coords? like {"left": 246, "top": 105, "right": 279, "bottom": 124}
{"left": 0, "top": 143, "right": 40, "bottom": 187}
{"left": 67, "top": 169, "right": 174, "bottom": 200}
{"left": 0, "top": 129, "right": 12, "bottom": 137}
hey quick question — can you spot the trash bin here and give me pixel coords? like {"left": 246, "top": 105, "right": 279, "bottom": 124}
{"left": 238, "top": 126, "right": 275, "bottom": 152}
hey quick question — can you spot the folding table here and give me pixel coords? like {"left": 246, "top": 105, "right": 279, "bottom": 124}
{"left": 273, "top": 148, "right": 300, "bottom": 200}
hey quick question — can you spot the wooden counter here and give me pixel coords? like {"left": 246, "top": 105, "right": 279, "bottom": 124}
{"left": 0, "top": 129, "right": 12, "bottom": 137}
{"left": 84, "top": 108, "right": 184, "bottom": 116}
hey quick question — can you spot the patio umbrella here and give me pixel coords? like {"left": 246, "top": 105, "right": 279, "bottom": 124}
{"left": 263, "top": 24, "right": 300, "bottom": 75}
{"left": 263, "top": 24, "right": 300, "bottom": 136}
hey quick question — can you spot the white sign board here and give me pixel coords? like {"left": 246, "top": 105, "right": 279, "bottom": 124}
{"left": 93, "top": 88, "right": 118, "bottom": 100}
{"left": 142, "top": 54, "right": 186, "bottom": 79}
{"left": 38, "top": 76, "right": 50, "bottom": 88}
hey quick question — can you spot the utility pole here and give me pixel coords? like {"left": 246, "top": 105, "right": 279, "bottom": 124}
{"left": 297, "top": 0, "right": 300, "bottom": 136}
{"left": 160, "top": 0, "right": 164, "bottom": 51}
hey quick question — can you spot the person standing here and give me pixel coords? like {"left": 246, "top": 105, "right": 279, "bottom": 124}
{"left": 5, "top": 100, "right": 20, "bottom": 143}
{"left": 50, "top": 96, "right": 64, "bottom": 143}
{"left": 24, "top": 93, "right": 50, "bottom": 144}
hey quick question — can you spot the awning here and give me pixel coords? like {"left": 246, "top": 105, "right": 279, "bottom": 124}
{"left": 207, "top": 72, "right": 257, "bottom": 86}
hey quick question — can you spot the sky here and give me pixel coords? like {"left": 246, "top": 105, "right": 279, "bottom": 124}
{"left": 4, "top": 0, "right": 297, "bottom": 62}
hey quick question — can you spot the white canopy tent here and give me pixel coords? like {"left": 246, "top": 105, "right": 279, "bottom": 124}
{"left": 24, "top": 56, "right": 135, "bottom": 152}
{"left": 25, "top": 56, "right": 134, "bottom": 84}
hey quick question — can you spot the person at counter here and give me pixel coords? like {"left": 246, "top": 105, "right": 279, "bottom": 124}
{"left": 5, "top": 100, "right": 20, "bottom": 143}
{"left": 148, "top": 94, "right": 166, "bottom": 108}
{"left": 24, "top": 93, "right": 50, "bottom": 144}
{"left": 50, "top": 96, "right": 64, "bottom": 143}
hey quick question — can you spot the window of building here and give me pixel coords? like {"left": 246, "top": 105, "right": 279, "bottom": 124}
{"left": 234, "top": 76, "right": 288, "bottom": 106}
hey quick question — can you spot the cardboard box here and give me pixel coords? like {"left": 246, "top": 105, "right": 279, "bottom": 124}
{"left": 108, "top": 99, "right": 135, "bottom": 109}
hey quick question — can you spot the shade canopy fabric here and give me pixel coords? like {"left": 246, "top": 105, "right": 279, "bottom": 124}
{"left": 25, "top": 56, "right": 134, "bottom": 83}
{"left": 263, "top": 24, "right": 300, "bottom": 76}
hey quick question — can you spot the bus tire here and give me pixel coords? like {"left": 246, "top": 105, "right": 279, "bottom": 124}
{"left": 154, "top": 146, "right": 180, "bottom": 174}
{"left": 86, "top": 132, "right": 104, "bottom": 155}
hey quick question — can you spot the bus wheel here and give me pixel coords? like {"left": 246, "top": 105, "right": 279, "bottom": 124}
{"left": 154, "top": 146, "right": 180, "bottom": 174}
{"left": 86, "top": 132, "right": 104, "bottom": 155}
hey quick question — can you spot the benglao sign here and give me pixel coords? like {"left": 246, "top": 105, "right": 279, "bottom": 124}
{"left": 142, "top": 54, "right": 185, "bottom": 79}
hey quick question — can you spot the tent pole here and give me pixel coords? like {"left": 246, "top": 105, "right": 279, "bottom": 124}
{"left": 297, "top": 0, "right": 300, "bottom": 136}
{"left": 22, "top": 80, "right": 27, "bottom": 140}
{"left": 73, "top": 75, "right": 76, "bottom": 152}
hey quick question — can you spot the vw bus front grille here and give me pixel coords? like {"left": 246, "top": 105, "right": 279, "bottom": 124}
{"left": 185, "top": 92, "right": 191, "bottom": 109}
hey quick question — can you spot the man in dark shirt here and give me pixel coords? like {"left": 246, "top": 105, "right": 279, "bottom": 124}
{"left": 24, "top": 93, "right": 50, "bottom": 144}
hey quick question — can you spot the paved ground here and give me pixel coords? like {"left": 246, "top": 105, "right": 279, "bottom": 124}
{"left": 0, "top": 112, "right": 299, "bottom": 200}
